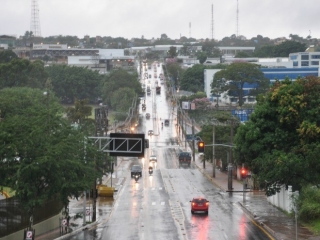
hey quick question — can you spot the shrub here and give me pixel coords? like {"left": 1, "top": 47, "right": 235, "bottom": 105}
{"left": 298, "top": 186, "right": 320, "bottom": 222}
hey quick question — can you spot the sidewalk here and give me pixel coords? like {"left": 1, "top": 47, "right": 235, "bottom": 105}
{"left": 191, "top": 148, "right": 318, "bottom": 239}
{"left": 36, "top": 159, "right": 124, "bottom": 240}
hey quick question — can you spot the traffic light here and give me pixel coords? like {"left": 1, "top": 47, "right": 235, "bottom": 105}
{"left": 240, "top": 168, "right": 248, "bottom": 179}
{"left": 198, "top": 141, "right": 205, "bottom": 152}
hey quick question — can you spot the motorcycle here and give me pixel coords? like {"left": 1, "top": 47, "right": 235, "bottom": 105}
{"left": 134, "top": 174, "right": 139, "bottom": 182}
{"left": 148, "top": 167, "right": 153, "bottom": 175}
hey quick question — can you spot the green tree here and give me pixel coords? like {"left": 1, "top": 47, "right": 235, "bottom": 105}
{"left": 253, "top": 45, "right": 275, "bottom": 58}
{"left": 0, "top": 58, "right": 48, "bottom": 89}
{"left": 273, "top": 40, "right": 306, "bottom": 57}
{"left": 110, "top": 87, "right": 136, "bottom": 111}
{"left": 212, "top": 62, "right": 269, "bottom": 106}
{"left": 180, "top": 64, "right": 207, "bottom": 93}
{"left": 66, "top": 98, "right": 93, "bottom": 125}
{"left": 0, "top": 87, "right": 102, "bottom": 224}
{"left": 196, "top": 52, "right": 207, "bottom": 64}
{"left": 102, "top": 69, "right": 141, "bottom": 108}
{"left": 234, "top": 76, "right": 320, "bottom": 195}
{"left": 167, "top": 46, "right": 178, "bottom": 58}
{"left": 0, "top": 50, "right": 18, "bottom": 63}
{"left": 45, "top": 64, "right": 103, "bottom": 103}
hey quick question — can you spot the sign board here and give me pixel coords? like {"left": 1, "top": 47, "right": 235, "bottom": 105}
{"left": 186, "top": 134, "right": 197, "bottom": 141}
{"left": 86, "top": 209, "right": 90, "bottom": 216}
{"left": 61, "top": 219, "right": 67, "bottom": 226}
{"left": 231, "top": 109, "right": 254, "bottom": 122}
{"left": 109, "top": 133, "right": 145, "bottom": 157}
{"left": 26, "top": 231, "right": 33, "bottom": 240}
{"left": 182, "top": 101, "right": 190, "bottom": 110}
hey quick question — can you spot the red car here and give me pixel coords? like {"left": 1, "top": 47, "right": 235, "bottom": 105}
{"left": 190, "top": 197, "right": 209, "bottom": 214}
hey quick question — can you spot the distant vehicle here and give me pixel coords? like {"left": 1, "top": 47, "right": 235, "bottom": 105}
{"left": 142, "top": 104, "right": 146, "bottom": 111}
{"left": 164, "top": 119, "right": 169, "bottom": 126}
{"left": 149, "top": 155, "right": 157, "bottom": 162}
{"left": 147, "top": 86, "right": 151, "bottom": 95}
{"left": 148, "top": 130, "right": 154, "bottom": 135}
{"left": 178, "top": 151, "right": 192, "bottom": 167}
{"left": 190, "top": 197, "right": 209, "bottom": 214}
{"left": 149, "top": 74, "right": 151, "bottom": 78}
{"left": 131, "top": 165, "right": 142, "bottom": 178}
{"left": 156, "top": 86, "right": 161, "bottom": 94}
{"left": 146, "top": 113, "right": 150, "bottom": 119}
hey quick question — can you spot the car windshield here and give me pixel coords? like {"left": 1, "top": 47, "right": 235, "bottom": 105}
{"left": 150, "top": 155, "right": 156, "bottom": 158}
{"left": 132, "top": 165, "right": 141, "bottom": 170}
{"left": 179, "top": 152, "right": 190, "bottom": 157}
{"left": 193, "top": 198, "right": 207, "bottom": 204}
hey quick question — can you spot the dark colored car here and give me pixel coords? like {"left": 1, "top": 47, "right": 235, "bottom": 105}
{"left": 178, "top": 151, "right": 192, "bottom": 167}
{"left": 164, "top": 119, "right": 169, "bottom": 126}
{"left": 190, "top": 197, "right": 209, "bottom": 214}
{"left": 131, "top": 165, "right": 142, "bottom": 178}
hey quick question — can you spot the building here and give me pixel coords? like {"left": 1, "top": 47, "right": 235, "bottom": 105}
{"left": 204, "top": 67, "right": 320, "bottom": 105}
{"left": 289, "top": 52, "right": 320, "bottom": 68}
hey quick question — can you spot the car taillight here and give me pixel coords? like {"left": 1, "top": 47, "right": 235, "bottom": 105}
{"left": 206, "top": 202, "right": 209, "bottom": 206}
{"left": 192, "top": 202, "right": 195, "bottom": 206}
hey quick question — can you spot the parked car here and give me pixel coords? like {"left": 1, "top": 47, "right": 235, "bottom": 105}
{"left": 190, "top": 197, "right": 209, "bottom": 214}
{"left": 148, "top": 130, "right": 154, "bottom": 135}
{"left": 146, "top": 113, "right": 150, "bottom": 119}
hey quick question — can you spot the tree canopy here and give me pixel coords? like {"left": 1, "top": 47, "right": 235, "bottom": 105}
{"left": 0, "top": 58, "right": 48, "bottom": 89}
{"left": 212, "top": 62, "right": 269, "bottom": 106}
{"left": 45, "top": 64, "right": 103, "bottom": 104}
{"left": 0, "top": 87, "right": 102, "bottom": 215}
{"left": 102, "top": 69, "right": 141, "bottom": 110}
{"left": 234, "top": 76, "right": 320, "bottom": 195}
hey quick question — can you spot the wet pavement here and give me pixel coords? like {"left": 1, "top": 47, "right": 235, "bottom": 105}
{"left": 35, "top": 62, "right": 320, "bottom": 240}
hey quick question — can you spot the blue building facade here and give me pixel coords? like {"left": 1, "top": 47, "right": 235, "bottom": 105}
{"left": 261, "top": 67, "right": 320, "bottom": 83}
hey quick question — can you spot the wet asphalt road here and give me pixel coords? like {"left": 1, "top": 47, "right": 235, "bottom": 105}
{"left": 65, "top": 62, "right": 272, "bottom": 240}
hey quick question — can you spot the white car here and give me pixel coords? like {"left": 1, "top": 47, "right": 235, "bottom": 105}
{"left": 150, "top": 155, "right": 157, "bottom": 162}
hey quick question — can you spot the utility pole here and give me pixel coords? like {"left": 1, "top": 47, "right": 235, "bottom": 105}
{"left": 212, "top": 124, "right": 215, "bottom": 178}
{"left": 192, "top": 120, "right": 195, "bottom": 162}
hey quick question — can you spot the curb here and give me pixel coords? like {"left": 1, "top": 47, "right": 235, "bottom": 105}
{"left": 238, "top": 202, "right": 280, "bottom": 240}
{"left": 53, "top": 157, "right": 124, "bottom": 240}
{"left": 193, "top": 161, "right": 227, "bottom": 192}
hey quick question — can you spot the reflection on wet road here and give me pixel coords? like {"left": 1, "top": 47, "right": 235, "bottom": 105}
{"left": 65, "top": 62, "right": 271, "bottom": 240}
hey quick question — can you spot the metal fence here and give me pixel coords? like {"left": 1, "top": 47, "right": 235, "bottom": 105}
{"left": 0, "top": 197, "right": 63, "bottom": 237}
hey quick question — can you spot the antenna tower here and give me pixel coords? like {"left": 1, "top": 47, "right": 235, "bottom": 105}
{"left": 236, "top": 0, "right": 239, "bottom": 37}
{"left": 30, "top": 0, "right": 41, "bottom": 37}
{"left": 211, "top": 4, "right": 214, "bottom": 40}
{"left": 189, "top": 22, "right": 191, "bottom": 38}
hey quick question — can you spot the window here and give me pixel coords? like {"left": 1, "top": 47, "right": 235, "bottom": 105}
{"left": 311, "top": 61, "right": 319, "bottom": 66}
{"left": 290, "top": 55, "right": 297, "bottom": 60}
{"left": 301, "top": 61, "right": 309, "bottom": 66}
{"left": 311, "top": 55, "right": 320, "bottom": 59}
{"left": 293, "top": 61, "right": 298, "bottom": 67}
{"left": 301, "top": 55, "right": 309, "bottom": 60}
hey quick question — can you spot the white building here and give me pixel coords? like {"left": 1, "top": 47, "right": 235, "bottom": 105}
{"left": 289, "top": 52, "right": 320, "bottom": 68}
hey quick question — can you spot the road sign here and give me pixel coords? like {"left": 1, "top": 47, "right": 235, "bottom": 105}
{"left": 61, "top": 219, "right": 67, "bottom": 226}
{"left": 231, "top": 109, "right": 253, "bottom": 122}
{"left": 26, "top": 230, "right": 33, "bottom": 239}
{"left": 109, "top": 133, "right": 145, "bottom": 157}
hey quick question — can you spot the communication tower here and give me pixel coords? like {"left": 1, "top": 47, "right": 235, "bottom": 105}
{"left": 236, "top": 0, "right": 239, "bottom": 37}
{"left": 211, "top": 4, "right": 214, "bottom": 40}
{"left": 189, "top": 22, "right": 191, "bottom": 39}
{"left": 30, "top": 0, "right": 41, "bottom": 37}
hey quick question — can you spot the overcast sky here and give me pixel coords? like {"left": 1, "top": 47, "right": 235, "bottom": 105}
{"left": 1, "top": 0, "right": 319, "bottom": 40}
